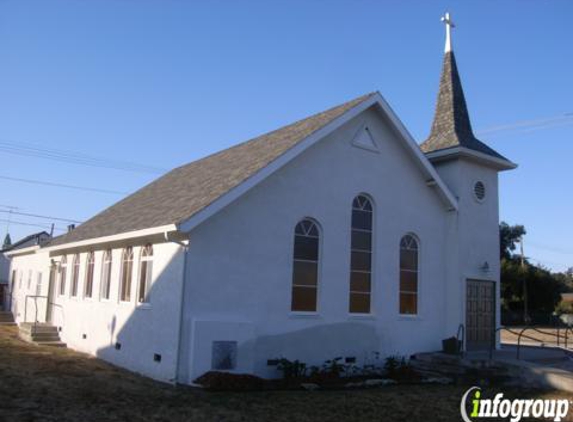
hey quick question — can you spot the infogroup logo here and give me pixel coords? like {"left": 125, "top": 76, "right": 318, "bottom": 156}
{"left": 460, "top": 387, "right": 570, "bottom": 422}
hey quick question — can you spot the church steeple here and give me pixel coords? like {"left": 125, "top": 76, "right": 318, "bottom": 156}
{"left": 421, "top": 13, "right": 511, "bottom": 163}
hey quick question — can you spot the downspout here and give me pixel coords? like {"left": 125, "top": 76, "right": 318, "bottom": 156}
{"left": 164, "top": 231, "right": 189, "bottom": 385}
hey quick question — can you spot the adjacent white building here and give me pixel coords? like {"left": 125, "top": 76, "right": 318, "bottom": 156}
{"left": 0, "top": 231, "right": 51, "bottom": 311}
{"left": 6, "top": 18, "right": 517, "bottom": 384}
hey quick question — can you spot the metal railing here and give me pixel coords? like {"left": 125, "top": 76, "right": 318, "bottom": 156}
{"left": 489, "top": 326, "right": 506, "bottom": 360}
{"left": 23, "top": 295, "right": 48, "bottom": 326}
{"left": 515, "top": 325, "right": 573, "bottom": 360}
{"left": 456, "top": 323, "right": 465, "bottom": 357}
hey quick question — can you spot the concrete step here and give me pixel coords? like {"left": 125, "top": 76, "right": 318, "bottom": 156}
{"left": 36, "top": 340, "right": 67, "bottom": 348}
{"left": 19, "top": 323, "right": 59, "bottom": 335}
{"left": 0, "top": 312, "right": 14, "bottom": 323}
{"left": 24, "top": 333, "right": 62, "bottom": 342}
{"left": 18, "top": 322, "right": 65, "bottom": 348}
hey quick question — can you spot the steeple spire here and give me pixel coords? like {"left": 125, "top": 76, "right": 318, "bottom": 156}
{"left": 420, "top": 12, "right": 510, "bottom": 162}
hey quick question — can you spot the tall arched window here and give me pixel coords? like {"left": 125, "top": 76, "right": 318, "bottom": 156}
{"left": 71, "top": 254, "right": 80, "bottom": 297}
{"left": 399, "top": 234, "right": 419, "bottom": 315}
{"left": 100, "top": 250, "right": 112, "bottom": 300}
{"left": 291, "top": 219, "right": 320, "bottom": 312}
{"left": 120, "top": 247, "right": 134, "bottom": 302}
{"left": 138, "top": 244, "right": 153, "bottom": 303}
{"left": 84, "top": 252, "right": 95, "bottom": 299}
{"left": 59, "top": 256, "right": 67, "bottom": 296}
{"left": 349, "top": 195, "right": 373, "bottom": 313}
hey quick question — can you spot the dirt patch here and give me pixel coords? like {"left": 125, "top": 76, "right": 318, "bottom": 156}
{"left": 0, "top": 325, "right": 571, "bottom": 421}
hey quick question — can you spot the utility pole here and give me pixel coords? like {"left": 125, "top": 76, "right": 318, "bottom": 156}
{"left": 520, "top": 237, "right": 530, "bottom": 324}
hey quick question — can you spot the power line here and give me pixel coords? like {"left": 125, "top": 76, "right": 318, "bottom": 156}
{"left": 0, "top": 138, "right": 167, "bottom": 174}
{"left": 0, "top": 209, "right": 82, "bottom": 224}
{"left": 0, "top": 218, "right": 66, "bottom": 232}
{"left": 0, "top": 175, "right": 128, "bottom": 195}
{"left": 476, "top": 112, "right": 573, "bottom": 136}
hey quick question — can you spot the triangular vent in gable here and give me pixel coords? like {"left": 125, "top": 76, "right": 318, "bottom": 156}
{"left": 352, "top": 125, "right": 379, "bottom": 152}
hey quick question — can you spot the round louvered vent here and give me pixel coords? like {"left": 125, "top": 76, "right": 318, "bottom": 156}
{"left": 474, "top": 181, "right": 485, "bottom": 201}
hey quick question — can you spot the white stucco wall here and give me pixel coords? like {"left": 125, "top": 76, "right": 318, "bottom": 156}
{"left": 5, "top": 107, "right": 506, "bottom": 384}
{"left": 179, "top": 107, "right": 459, "bottom": 382}
{"left": 8, "top": 249, "right": 52, "bottom": 321}
{"left": 432, "top": 159, "right": 502, "bottom": 343}
{"left": 9, "top": 241, "right": 186, "bottom": 383}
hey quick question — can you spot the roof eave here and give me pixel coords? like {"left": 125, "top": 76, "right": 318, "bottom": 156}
{"left": 425, "top": 146, "right": 518, "bottom": 171}
{"left": 43, "top": 224, "right": 180, "bottom": 255}
{"left": 5, "top": 245, "right": 41, "bottom": 257}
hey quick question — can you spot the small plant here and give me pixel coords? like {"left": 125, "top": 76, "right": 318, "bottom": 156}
{"left": 321, "top": 357, "right": 346, "bottom": 378}
{"left": 384, "top": 355, "right": 419, "bottom": 382}
{"left": 555, "top": 300, "right": 573, "bottom": 316}
{"left": 383, "top": 355, "right": 402, "bottom": 375}
{"left": 276, "top": 358, "right": 307, "bottom": 380}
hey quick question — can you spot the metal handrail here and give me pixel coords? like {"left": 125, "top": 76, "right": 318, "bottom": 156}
{"left": 23, "top": 295, "right": 48, "bottom": 326}
{"left": 515, "top": 324, "right": 573, "bottom": 360}
{"left": 489, "top": 326, "right": 506, "bottom": 360}
{"left": 456, "top": 323, "right": 465, "bottom": 357}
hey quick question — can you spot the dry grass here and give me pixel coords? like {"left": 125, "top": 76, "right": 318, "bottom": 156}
{"left": 0, "top": 325, "right": 571, "bottom": 422}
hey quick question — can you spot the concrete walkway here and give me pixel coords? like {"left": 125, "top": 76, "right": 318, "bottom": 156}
{"left": 467, "top": 344, "right": 573, "bottom": 392}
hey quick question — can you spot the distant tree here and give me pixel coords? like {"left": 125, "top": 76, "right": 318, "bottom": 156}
{"left": 2, "top": 233, "right": 11, "bottom": 249}
{"left": 500, "top": 223, "right": 572, "bottom": 325}
{"left": 499, "top": 222, "right": 526, "bottom": 260}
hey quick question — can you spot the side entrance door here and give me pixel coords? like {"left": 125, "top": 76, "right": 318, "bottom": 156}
{"left": 466, "top": 279, "right": 495, "bottom": 351}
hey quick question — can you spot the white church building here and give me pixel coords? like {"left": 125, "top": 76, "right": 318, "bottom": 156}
{"left": 6, "top": 15, "right": 516, "bottom": 384}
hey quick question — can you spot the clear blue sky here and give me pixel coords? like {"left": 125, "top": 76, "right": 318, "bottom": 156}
{"left": 1, "top": 1, "right": 572, "bottom": 271}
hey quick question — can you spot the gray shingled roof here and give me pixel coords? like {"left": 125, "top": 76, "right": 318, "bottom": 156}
{"left": 49, "top": 93, "right": 375, "bottom": 247}
{"left": 420, "top": 51, "right": 508, "bottom": 161}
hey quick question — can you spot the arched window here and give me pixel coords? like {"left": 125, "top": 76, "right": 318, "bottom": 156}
{"left": 291, "top": 219, "right": 320, "bottom": 312}
{"left": 71, "top": 254, "right": 80, "bottom": 297}
{"left": 349, "top": 195, "right": 373, "bottom": 313}
{"left": 59, "top": 256, "right": 67, "bottom": 296}
{"left": 100, "top": 250, "right": 112, "bottom": 300}
{"left": 399, "top": 234, "right": 419, "bottom": 315}
{"left": 120, "top": 247, "right": 134, "bottom": 302}
{"left": 138, "top": 244, "right": 153, "bottom": 303}
{"left": 84, "top": 252, "right": 95, "bottom": 299}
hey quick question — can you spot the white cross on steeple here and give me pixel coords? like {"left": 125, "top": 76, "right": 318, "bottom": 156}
{"left": 441, "top": 12, "right": 455, "bottom": 53}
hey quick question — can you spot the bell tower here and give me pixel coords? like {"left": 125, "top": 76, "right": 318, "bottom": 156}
{"left": 421, "top": 13, "right": 517, "bottom": 349}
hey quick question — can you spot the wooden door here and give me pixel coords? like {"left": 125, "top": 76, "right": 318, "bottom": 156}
{"left": 466, "top": 280, "right": 495, "bottom": 351}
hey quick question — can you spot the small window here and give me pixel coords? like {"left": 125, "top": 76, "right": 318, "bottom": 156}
{"left": 120, "top": 247, "right": 134, "bottom": 302}
{"left": 474, "top": 181, "right": 485, "bottom": 201}
{"left": 27, "top": 270, "right": 32, "bottom": 290}
{"left": 211, "top": 341, "right": 238, "bottom": 370}
{"left": 84, "top": 252, "right": 95, "bottom": 299}
{"left": 100, "top": 250, "right": 112, "bottom": 300}
{"left": 399, "top": 234, "right": 419, "bottom": 315}
{"left": 291, "top": 219, "right": 320, "bottom": 312}
{"left": 71, "top": 254, "right": 80, "bottom": 297}
{"left": 137, "top": 244, "right": 153, "bottom": 303}
{"left": 349, "top": 195, "right": 373, "bottom": 314}
{"left": 59, "top": 256, "right": 67, "bottom": 296}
